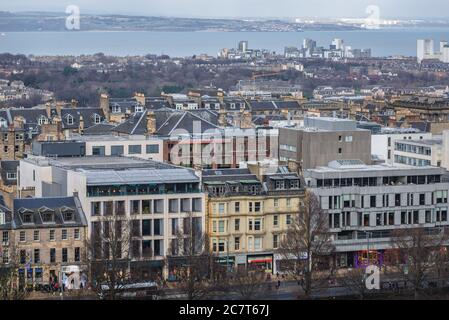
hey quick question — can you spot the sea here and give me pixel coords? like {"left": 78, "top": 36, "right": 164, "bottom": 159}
{"left": 1, "top": 27, "right": 449, "bottom": 57}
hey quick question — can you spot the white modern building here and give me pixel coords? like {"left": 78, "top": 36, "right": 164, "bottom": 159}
{"left": 305, "top": 160, "right": 449, "bottom": 268}
{"left": 17, "top": 156, "right": 205, "bottom": 279}
{"left": 71, "top": 134, "right": 164, "bottom": 162}
{"left": 371, "top": 128, "right": 432, "bottom": 164}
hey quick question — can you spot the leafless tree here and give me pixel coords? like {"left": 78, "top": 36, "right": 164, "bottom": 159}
{"left": 226, "top": 268, "right": 267, "bottom": 300}
{"left": 338, "top": 268, "right": 370, "bottom": 300}
{"left": 0, "top": 246, "right": 27, "bottom": 300}
{"left": 391, "top": 226, "right": 449, "bottom": 299}
{"left": 167, "top": 212, "right": 219, "bottom": 300}
{"left": 88, "top": 214, "right": 132, "bottom": 300}
{"left": 276, "top": 191, "right": 334, "bottom": 298}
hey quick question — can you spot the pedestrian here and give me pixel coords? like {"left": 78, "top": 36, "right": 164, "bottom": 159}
{"left": 277, "top": 280, "right": 281, "bottom": 289}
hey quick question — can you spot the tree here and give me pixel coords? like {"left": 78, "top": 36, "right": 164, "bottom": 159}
{"left": 0, "top": 247, "right": 27, "bottom": 300}
{"left": 391, "top": 226, "right": 449, "bottom": 299}
{"left": 167, "top": 212, "right": 219, "bottom": 300}
{"left": 277, "top": 191, "right": 334, "bottom": 298}
{"left": 338, "top": 268, "right": 370, "bottom": 300}
{"left": 227, "top": 268, "right": 267, "bottom": 300}
{"left": 88, "top": 214, "right": 132, "bottom": 300}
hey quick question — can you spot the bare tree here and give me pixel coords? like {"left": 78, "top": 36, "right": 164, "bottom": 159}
{"left": 227, "top": 268, "right": 267, "bottom": 300}
{"left": 338, "top": 268, "right": 370, "bottom": 300}
{"left": 88, "top": 214, "right": 132, "bottom": 300}
{"left": 276, "top": 191, "right": 334, "bottom": 298}
{"left": 391, "top": 226, "right": 449, "bottom": 299}
{"left": 167, "top": 212, "right": 219, "bottom": 300}
{"left": 0, "top": 247, "right": 27, "bottom": 300}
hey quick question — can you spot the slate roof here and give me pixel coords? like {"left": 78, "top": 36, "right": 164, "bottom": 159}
{"left": 60, "top": 107, "right": 105, "bottom": 129}
{"left": 12, "top": 196, "right": 87, "bottom": 229}
{"left": 112, "top": 109, "right": 220, "bottom": 136}
{"left": 0, "top": 160, "right": 19, "bottom": 186}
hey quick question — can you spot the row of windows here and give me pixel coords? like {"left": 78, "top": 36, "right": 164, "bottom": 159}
{"left": 316, "top": 175, "right": 441, "bottom": 188}
{"left": 324, "top": 191, "right": 448, "bottom": 209}
{"left": 211, "top": 235, "right": 281, "bottom": 253}
{"left": 212, "top": 199, "right": 294, "bottom": 215}
{"left": 394, "top": 155, "right": 432, "bottom": 167}
{"left": 18, "top": 229, "right": 81, "bottom": 242}
{"left": 1, "top": 247, "right": 81, "bottom": 265}
{"left": 395, "top": 142, "right": 431, "bottom": 155}
{"left": 91, "top": 198, "right": 202, "bottom": 215}
{"left": 329, "top": 208, "right": 448, "bottom": 229}
{"left": 212, "top": 215, "right": 291, "bottom": 234}
{"left": 92, "top": 144, "right": 159, "bottom": 156}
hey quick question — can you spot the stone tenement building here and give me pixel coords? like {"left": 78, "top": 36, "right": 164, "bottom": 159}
{"left": 0, "top": 196, "right": 88, "bottom": 288}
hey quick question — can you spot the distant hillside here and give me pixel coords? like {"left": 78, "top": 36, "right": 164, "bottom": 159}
{"left": 0, "top": 11, "right": 360, "bottom": 32}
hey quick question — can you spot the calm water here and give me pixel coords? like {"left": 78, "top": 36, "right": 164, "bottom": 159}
{"left": 1, "top": 28, "right": 449, "bottom": 57}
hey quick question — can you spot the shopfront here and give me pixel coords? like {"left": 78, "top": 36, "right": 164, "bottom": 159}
{"left": 247, "top": 254, "right": 273, "bottom": 273}
{"left": 354, "top": 250, "right": 384, "bottom": 268}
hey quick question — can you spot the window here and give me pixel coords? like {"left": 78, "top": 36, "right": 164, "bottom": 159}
{"left": 61, "top": 229, "right": 68, "bottom": 240}
{"left": 254, "top": 237, "right": 262, "bottom": 250}
{"left": 218, "top": 220, "right": 225, "bottom": 233}
{"left": 425, "top": 210, "right": 432, "bottom": 223}
{"left": 33, "top": 230, "right": 40, "bottom": 241}
{"left": 235, "top": 202, "right": 240, "bottom": 213}
{"left": 273, "top": 215, "right": 279, "bottom": 227}
{"left": 420, "top": 194, "right": 425, "bottom": 206}
{"left": 2, "top": 249, "right": 9, "bottom": 264}
{"left": 50, "top": 248, "right": 56, "bottom": 263}
{"left": 286, "top": 214, "right": 292, "bottom": 225}
{"left": 0, "top": 211, "right": 4, "bottom": 225}
{"left": 274, "top": 199, "right": 279, "bottom": 207}
{"left": 92, "top": 202, "right": 101, "bottom": 216}
{"left": 92, "top": 146, "right": 105, "bottom": 156}
{"left": 345, "top": 136, "right": 353, "bottom": 142}
{"left": 6, "top": 172, "right": 16, "bottom": 180}
{"left": 146, "top": 144, "right": 159, "bottom": 154}
{"left": 19, "top": 231, "right": 26, "bottom": 242}
{"left": 74, "top": 247, "right": 80, "bottom": 262}
{"left": 49, "top": 229, "right": 55, "bottom": 241}
{"left": 111, "top": 145, "right": 124, "bottom": 156}
{"left": 370, "top": 195, "right": 376, "bottom": 208}
{"left": 2, "top": 231, "right": 9, "bottom": 245}
{"left": 74, "top": 229, "right": 80, "bottom": 240}
{"left": 142, "top": 220, "right": 152, "bottom": 236}
{"left": 94, "top": 114, "right": 101, "bottom": 124}
{"left": 234, "top": 237, "right": 240, "bottom": 251}
{"left": 218, "top": 241, "right": 226, "bottom": 252}
{"left": 338, "top": 147, "right": 342, "bottom": 154}
{"left": 34, "top": 249, "right": 40, "bottom": 264}
{"left": 62, "top": 248, "right": 68, "bottom": 263}
{"left": 218, "top": 203, "right": 225, "bottom": 214}
{"left": 286, "top": 198, "right": 291, "bottom": 207}
{"left": 273, "top": 235, "right": 279, "bottom": 249}
{"left": 38, "top": 116, "right": 47, "bottom": 125}
{"left": 128, "top": 145, "right": 142, "bottom": 154}
{"left": 234, "top": 219, "right": 240, "bottom": 231}
{"left": 395, "top": 194, "right": 401, "bottom": 206}
{"left": 66, "top": 114, "right": 74, "bottom": 125}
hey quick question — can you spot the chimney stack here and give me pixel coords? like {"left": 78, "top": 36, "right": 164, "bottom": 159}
{"left": 218, "top": 109, "right": 227, "bottom": 127}
{"left": 146, "top": 111, "right": 156, "bottom": 136}
{"left": 240, "top": 110, "right": 253, "bottom": 129}
{"left": 134, "top": 92, "right": 146, "bottom": 106}
{"left": 100, "top": 93, "right": 110, "bottom": 122}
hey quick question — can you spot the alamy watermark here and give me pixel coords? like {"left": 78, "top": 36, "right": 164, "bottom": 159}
{"left": 65, "top": 5, "right": 80, "bottom": 30}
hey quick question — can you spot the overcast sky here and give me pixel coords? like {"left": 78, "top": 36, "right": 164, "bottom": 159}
{"left": 2, "top": 0, "right": 449, "bottom": 19}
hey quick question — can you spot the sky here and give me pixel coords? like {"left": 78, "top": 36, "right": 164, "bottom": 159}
{"left": 1, "top": 0, "right": 449, "bottom": 19}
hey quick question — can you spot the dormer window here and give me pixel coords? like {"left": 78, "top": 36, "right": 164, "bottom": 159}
{"left": 290, "top": 180, "right": 300, "bottom": 189}
{"left": 230, "top": 103, "right": 236, "bottom": 109}
{"left": 0, "top": 211, "right": 5, "bottom": 225}
{"left": 22, "top": 213, "right": 33, "bottom": 224}
{"left": 66, "top": 114, "right": 74, "bottom": 125}
{"left": 112, "top": 105, "right": 121, "bottom": 113}
{"left": 275, "top": 180, "right": 285, "bottom": 190}
{"left": 0, "top": 118, "right": 7, "bottom": 128}
{"left": 39, "top": 206, "right": 55, "bottom": 223}
{"left": 61, "top": 207, "right": 75, "bottom": 222}
{"left": 38, "top": 116, "right": 47, "bottom": 125}
{"left": 135, "top": 105, "right": 143, "bottom": 113}
{"left": 93, "top": 114, "right": 101, "bottom": 124}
